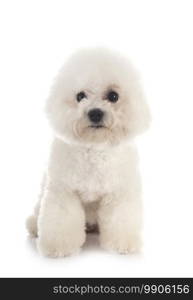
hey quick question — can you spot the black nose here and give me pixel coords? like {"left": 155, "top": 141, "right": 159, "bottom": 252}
{"left": 88, "top": 108, "right": 104, "bottom": 123}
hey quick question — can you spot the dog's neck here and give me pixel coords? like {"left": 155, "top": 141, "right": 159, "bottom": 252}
{"left": 55, "top": 135, "right": 133, "bottom": 151}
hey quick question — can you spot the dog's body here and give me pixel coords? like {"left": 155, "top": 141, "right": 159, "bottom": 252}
{"left": 26, "top": 48, "right": 150, "bottom": 257}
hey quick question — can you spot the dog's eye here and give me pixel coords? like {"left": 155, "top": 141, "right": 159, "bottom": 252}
{"left": 76, "top": 91, "right": 86, "bottom": 102}
{"left": 107, "top": 91, "right": 119, "bottom": 103}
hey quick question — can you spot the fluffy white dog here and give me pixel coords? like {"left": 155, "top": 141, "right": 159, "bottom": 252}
{"left": 26, "top": 48, "right": 150, "bottom": 257}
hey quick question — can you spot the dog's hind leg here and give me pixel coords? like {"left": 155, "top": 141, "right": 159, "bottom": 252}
{"left": 26, "top": 202, "right": 40, "bottom": 237}
{"left": 26, "top": 174, "right": 46, "bottom": 237}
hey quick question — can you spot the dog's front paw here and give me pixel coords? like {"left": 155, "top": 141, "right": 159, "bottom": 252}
{"left": 100, "top": 233, "right": 142, "bottom": 254}
{"left": 37, "top": 233, "right": 86, "bottom": 258}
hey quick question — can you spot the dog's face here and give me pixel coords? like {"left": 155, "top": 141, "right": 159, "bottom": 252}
{"left": 46, "top": 49, "right": 150, "bottom": 146}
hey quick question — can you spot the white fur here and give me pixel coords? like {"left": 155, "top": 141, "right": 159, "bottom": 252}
{"left": 26, "top": 48, "right": 150, "bottom": 257}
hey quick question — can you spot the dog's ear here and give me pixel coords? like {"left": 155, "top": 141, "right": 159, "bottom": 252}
{"left": 127, "top": 79, "right": 151, "bottom": 137}
{"left": 45, "top": 63, "right": 71, "bottom": 129}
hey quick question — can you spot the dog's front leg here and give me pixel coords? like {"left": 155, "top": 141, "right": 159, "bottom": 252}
{"left": 37, "top": 183, "right": 86, "bottom": 257}
{"left": 98, "top": 192, "right": 142, "bottom": 254}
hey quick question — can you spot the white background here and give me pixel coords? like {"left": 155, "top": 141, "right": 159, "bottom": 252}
{"left": 0, "top": 0, "right": 193, "bottom": 277}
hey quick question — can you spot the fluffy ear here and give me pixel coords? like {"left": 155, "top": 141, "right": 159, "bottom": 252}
{"left": 45, "top": 67, "right": 71, "bottom": 136}
{"left": 127, "top": 79, "right": 151, "bottom": 137}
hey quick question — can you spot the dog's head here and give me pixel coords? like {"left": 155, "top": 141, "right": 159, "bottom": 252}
{"left": 46, "top": 48, "right": 150, "bottom": 146}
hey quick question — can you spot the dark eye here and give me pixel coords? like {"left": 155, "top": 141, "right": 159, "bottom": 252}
{"left": 107, "top": 91, "right": 119, "bottom": 103}
{"left": 76, "top": 91, "right": 86, "bottom": 102}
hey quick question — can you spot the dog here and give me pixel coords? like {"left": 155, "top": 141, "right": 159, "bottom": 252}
{"left": 26, "top": 48, "right": 150, "bottom": 257}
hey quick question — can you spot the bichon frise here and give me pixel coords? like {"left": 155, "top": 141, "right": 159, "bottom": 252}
{"left": 26, "top": 48, "right": 150, "bottom": 257}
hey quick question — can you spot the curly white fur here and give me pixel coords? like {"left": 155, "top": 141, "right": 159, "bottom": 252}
{"left": 26, "top": 48, "right": 150, "bottom": 257}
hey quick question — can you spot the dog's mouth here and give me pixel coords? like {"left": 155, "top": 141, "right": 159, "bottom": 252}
{"left": 88, "top": 124, "right": 106, "bottom": 129}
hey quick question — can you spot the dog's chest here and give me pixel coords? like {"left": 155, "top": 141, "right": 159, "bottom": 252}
{"left": 63, "top": 147, "right": 121, "bottom": 201}
{"left": 50, "top": 141, "right": 133, "bottom": 203}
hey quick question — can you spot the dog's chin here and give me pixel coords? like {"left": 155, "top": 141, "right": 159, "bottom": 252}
{"left": 75, "top": 124, "right": 110, "bottom": 144}
{"left": 72, "top": 121, "right": 127, "bottom": 146}
{"left": 79, "top": 124, "right": 131, "bottom": 146}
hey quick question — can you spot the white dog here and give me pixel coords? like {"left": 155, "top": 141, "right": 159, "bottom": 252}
{"left": 26, "top": 48, "right": 150, "bottom": 257}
